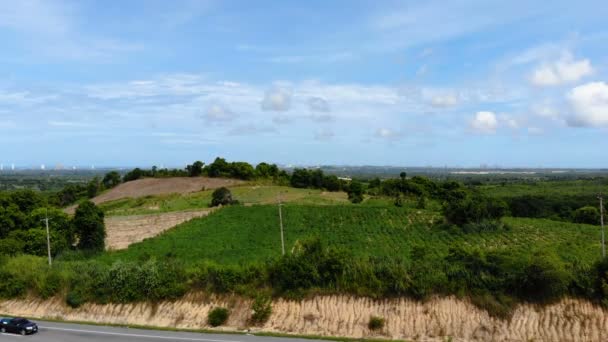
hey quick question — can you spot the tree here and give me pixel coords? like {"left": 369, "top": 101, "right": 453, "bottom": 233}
{"left": 400, "top": 172, "right": 407, "bottom": 181}
{"left": 123, "top": 168, "right": 143, "bottom": 182}
{"left": 207, "top": 157, "right": 230, "bottom": 177}
{"left": 290, "top": 169, "right": 311, "bottom": 188}
{"left": 347, "top": 180, "right": 364, "bottom": 204}
{"left": 443, "top": 192, "right": 507, "bottom": 226}
{"left": 323, "top": 175, "right": 341, "bottom": 192}
{"left": 211, "top": 187, "right": 236, "bottom": 207}
{"left": 255, "top": 162, "right": 279, "bottom": 178}
{"left": 573, "top": 206, "right": 600, "bottom": 225}
{"left": 102, "top": 171, "right": 122, "bottom": 189}
{"left": 229, "top": 162, "right": 255, "bottom": 180}
{"left": 73, "top": 201, "right": 105, "bottom": 251}
{"left": 29, "top": 207, "right": 74, "bottom": 249}
{"left": 87, "top": 177, "right": 101, "bottom": 198}
{"left": 186, "top": 161, "right": 204, "bottom": 177}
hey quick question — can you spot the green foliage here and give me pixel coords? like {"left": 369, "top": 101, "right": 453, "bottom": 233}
{"left": 73, "top": 201, "right": 105, "bottom": 251}
{"left": 443, "top": 192, "right": 507, "bottom": 227}
{"left": 250, "top": 294, "right": 272, "bottom": 324}
{"left": 102, "top": 171, "right": 122, "bottom": 189}
{"left": 0, "top": 238, "right": 24, "bottom": 256}
{"left": 186, "top": 161, "right": 205, "bottom": 177}
{"left": 347, "top": 180, "right": 364, "bottom": 203}
{"left": 207, "top": 307, "right": 230, "bottom": 327}
{"left": 573, "top": 206, "right": 600, "bottom": 225}
{"left": 368, "top": 316, "right": 385, "bottom": 331}
{"left": 211, "top": 187, "right": 237, "bottom": 207}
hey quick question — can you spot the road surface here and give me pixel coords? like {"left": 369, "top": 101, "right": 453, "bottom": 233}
{"left": 0, "top": 320, "right": 328, "bottom": 342}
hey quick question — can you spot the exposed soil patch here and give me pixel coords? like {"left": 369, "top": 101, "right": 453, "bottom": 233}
{"left": 65, "top": 177, "right": 243, "bottom": 214}
{"left": 105, "top": 209, "right": 215, "bottom": 250}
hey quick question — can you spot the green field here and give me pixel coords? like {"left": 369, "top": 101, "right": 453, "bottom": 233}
{"left": 98, "top": 204, "right": 602, "bottom": 267}
{"left": 478, "top": 179, "right": 608, "bottom": 198}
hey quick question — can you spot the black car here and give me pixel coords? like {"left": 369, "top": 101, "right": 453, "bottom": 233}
{"left": 0, "top": 317, "right": 38, "bottom": 335}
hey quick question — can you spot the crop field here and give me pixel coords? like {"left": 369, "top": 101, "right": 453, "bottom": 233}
{"left": 97, "top": 204, "right": 602, "bottom": 267}
{"left": 478, "top": 179, "right": 608, "bottom": 198}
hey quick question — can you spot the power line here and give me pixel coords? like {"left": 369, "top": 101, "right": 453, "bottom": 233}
{"left": 41, "top": 208, "right": 52, "bottom": 266}
{"left": 599, "top": 194, "right": 605, "bottom": 258}
{"left": 277, "top": 194, "right": 285, "bottom": 256}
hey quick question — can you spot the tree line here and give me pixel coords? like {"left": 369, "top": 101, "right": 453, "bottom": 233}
{"left": 0, "top": 190, "right": 106, "bottom": 257}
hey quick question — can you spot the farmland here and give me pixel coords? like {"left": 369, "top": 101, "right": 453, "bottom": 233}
{"left": 97, "top": 204, "right": 601, "bottom": 267}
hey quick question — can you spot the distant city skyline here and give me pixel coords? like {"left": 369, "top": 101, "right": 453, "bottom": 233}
{"left": 0, "top": 1, "right": 607, "bottom": 167}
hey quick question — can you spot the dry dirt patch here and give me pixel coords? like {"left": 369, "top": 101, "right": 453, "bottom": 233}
{"left": 104, "top": 209, "right": 215, "bottom": 250}
{"left": 94, "top": 177, "right": 243, "bottom": 204}
{"left": 65, "top": 177, "right": 243, "bottom": 214}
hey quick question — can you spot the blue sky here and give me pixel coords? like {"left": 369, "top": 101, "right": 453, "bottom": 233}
{"left": 0, "top": 0, "right": 607, "bottom": 168}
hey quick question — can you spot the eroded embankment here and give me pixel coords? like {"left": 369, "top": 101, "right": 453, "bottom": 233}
{"left": 1, "top": 295, "right": 607, "bottom": 341}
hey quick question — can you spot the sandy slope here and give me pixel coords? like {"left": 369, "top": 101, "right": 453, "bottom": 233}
{"left": 1, "top": 295, "right": 606, "bottom": 341}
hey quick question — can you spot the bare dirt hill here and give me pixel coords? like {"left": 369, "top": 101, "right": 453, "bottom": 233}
{"left": 104, "top": 209, "right": 215, "bottom": 250}
{"left": 94, "top": 177, "right": 243, "bottom": 204}
{"left": 65, "top": 177, "right": 243, "bottom": 214}
{"left": 2, "top": 295, "right": 606, "bottom": 341}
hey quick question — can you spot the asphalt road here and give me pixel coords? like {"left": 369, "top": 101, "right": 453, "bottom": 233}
{"left": 0, "top": 320, "right": 328, "bottom": 342}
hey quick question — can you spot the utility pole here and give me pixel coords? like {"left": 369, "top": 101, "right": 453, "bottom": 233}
{"left": 600, "top": 194, "right": 606, "bottom": 258}
{"left": 42, "top": 208, "right": 52, "bottom": 266}
{"left": 278, "top": 194, "right": 285, "bottom": 256}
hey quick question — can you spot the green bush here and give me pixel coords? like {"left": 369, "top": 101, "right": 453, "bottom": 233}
{"left": 66, "top": 290, "right": 85, "bottom": 308}
{"left": 207, "top": 307, "right": 230, "bottom": 327}
{"left": 0, "top": 270, "right": 26, "bottom": 298}
{"left": 368, "top": 316, "right": 385, "bottom": 330}
{"left": 250, "top": 295, "right": 272, "bottom": 324}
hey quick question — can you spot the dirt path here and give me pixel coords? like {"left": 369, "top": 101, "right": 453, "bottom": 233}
{"left": 105, "top": 209, "right": 215, "bottom": 250}
{"left": 1, "top": 295, "right": 606, "bottom": 341}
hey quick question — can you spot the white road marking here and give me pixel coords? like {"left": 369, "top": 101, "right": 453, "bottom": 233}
{"left": 39, "top": 326, "right": 242, "bottom": 342}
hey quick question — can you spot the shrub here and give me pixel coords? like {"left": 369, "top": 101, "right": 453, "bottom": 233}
{"left": 573, "top": 206, "right": 600, "bottom": 225}
{"left": 207, "top": 307, "right": 229, "bottom": 327}
{"left": 510, "top": 251, "right": 570, "bottom": 303}
{"left": 250, "top": 294, "right": 272, "bottom": 324}
{"left": 211, "top": 187, "right": 237, "bottom": 207}
{"left": 0, "top": 270, "right": 26, "bottom": 298}
{"left": 66, "top": 291, "right": 85, "bottom": 308}
{"left": 368, "top": 316, "right": 385, "bottom": 331}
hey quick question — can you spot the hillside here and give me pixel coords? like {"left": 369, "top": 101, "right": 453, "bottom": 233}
{"left": 99, "top": 205, "right": 600, "bottom": 267}
{"left": 65, "top": 177, "right": 244, "bottom": 214}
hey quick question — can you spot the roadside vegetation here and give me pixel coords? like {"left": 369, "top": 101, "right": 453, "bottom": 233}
{"left": 1, "top": 157, "right": 608, "bottom": 319}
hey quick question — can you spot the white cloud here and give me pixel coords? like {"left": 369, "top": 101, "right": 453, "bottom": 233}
{"left": 470, "top": 111, "right": 498, "bottom": 134}
{"left": 261, "top": 87, "right": 292, "bottom": 112}
{"left": 203, "top": 103, "right": 237, "bottom": 123}
{"left": 228, "top": 124, "right": 277, "bottom": 136}
{"left": 0, "top": 1, "right": 142, "bottom": 61}
{"left": 375, "top": 128, "right": 402, "bottom": 140}
{"left": 530, "top": 53, "right": 593, "bottom": 86}
{"left": 308, "top": 97, "right": 330, "bottom": 112}
{"left": 567, "top": 82, "right": 608, "bottom": 127}
{"left": 429, "top": 93, "right": 458, "bottom": 108}
{"left": 531, "top": 102, "right": 561, "bottom": 119}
